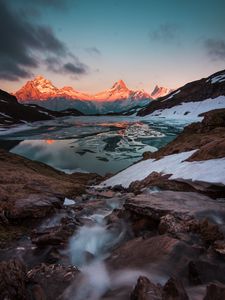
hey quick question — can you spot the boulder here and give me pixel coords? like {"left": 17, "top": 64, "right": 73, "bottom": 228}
{"left": 8, "top": 194, "right": 63, "bottom": 220}
{"left": 27, "top": 263, "right": 79, "bottom": 300}
{"left": 203, "top": 282, "right": 225, "bottom": 300}
{"left": 130, "top": 276, "right": 162, "bottom": 300}
{"left": 189, "top": 260, "right": 225, "bottom": 285}
{"left": 0, "top": 259, "right": 27, "bottom": 300}
{"left": 162, "top": 277, "right": 189, "bottom": 300}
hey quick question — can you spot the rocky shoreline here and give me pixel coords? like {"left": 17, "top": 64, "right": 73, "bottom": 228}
{"left": 0, "top": 110, "right": 225, "bottom": 299}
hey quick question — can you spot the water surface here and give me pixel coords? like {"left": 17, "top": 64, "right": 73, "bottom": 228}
{"left": 0, "top": 116, "right": 186, "bottom": 175}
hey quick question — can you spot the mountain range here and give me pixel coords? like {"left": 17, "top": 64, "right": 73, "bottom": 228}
{"left": 15, "top": 76, "right": 171, "bottom": 114}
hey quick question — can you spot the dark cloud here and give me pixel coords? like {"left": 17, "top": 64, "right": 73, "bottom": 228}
{"left": 150, "top": 23, "right": 180, "bottom": 43}
{"left": 204, "top": 38, "right": 225, "bottom": 61}
{"left": 85, "top": 47, "right": 101, "bottom": 56}
{"left": 0, "top": 0, "right": 87, "bottom": 81}
{"left": 63, "top": 62, "right": 87, "bottom": 75}
{"left": 45, "top": 56, "right": 88, "bottom": 76}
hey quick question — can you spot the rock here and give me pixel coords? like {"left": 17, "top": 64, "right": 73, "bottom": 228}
{"left": 189, "top": 260, "right": 225, "bottom": 285}
{"left": 30, "top": 284, "right": 46, "bottom": 300}
{"left": 128, "top": 172, "right": 197, "bottom": 195}
{"left": 130, "top": 276, "right": 162, "bottom": 300}
{"left": 108, "top": 235, "right": 179, "bottom": 270}
{"left": 0, "top": 259, "right": 27, "bottom": 300}
{"left": 8, "top": 194, "right": 63, "bottom": 220}
{"left": 31, "top": 223, "right": 75, "bottom": 247}
{"left": 124, "top": 191, "right": 225, "bottom": 223}
{"left": 27, "top": 263, "right": 79, "bottom": 300}
{"left": 190, "top": 219, "right": 224, "bottom": 245}
{"left": 112, "top": 184, "right": 127, "bottom": 192}
{"left": 213, "top": 240, "right": 225, "bottom": 258}
{"left": 162, "top": 277, "right": 189, "bottom": 300}
{"left": 159, "top": 214, "right": 190, "bottom": 236}
{"left": 0, "top": 148, "right": 102, "bottom": 224}
{"left": 203, "top": 282, "right": 225, "bottom": 300}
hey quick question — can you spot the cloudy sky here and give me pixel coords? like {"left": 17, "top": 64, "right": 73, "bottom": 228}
{"left": 1, "top": 0, "right": 225, "bottom": 93}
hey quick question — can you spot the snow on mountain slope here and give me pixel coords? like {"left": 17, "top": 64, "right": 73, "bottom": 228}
{"left": 15, "top": 76, "right": 152, "bottom": 114}
{"left": 92, "top": 80, "right": 150, "bottom": 101}
{"left": 144, "top": 96, "right": 225, "bottom": 121}
{"left": 100, "top": 150, "right": 225, "bottom": 188}
{"left": 139, "top": 69, "right": 225, "bottom": 117}
{"left": 150, "top": 85, "right": 173, "bottom": 99}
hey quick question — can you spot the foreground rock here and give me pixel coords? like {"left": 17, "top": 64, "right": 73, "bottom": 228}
{"left": 0, "top": 149, "right": 101, "bottom": 224}
{"left": 130, "top": 276, "right": 189, "bottom": 300}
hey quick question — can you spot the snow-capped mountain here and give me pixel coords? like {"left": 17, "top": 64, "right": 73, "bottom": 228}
{"left": 138, "top": 69, "right": 225, "bottom": 119}
{"left": 150, "top": 85, "right": 173, "bottom": 99}
{"left": 15, "top": 76, "right": 151, "bottom": 114}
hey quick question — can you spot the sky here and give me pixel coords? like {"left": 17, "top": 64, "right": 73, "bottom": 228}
{"left": 0, "top": 0, "right": 225, "bottom": 94}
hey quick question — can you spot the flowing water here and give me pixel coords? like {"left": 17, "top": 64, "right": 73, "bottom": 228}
{"left": 0, "top": 115, "right": 186, "bottom": 175}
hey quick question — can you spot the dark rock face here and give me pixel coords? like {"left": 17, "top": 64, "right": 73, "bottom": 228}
{"left": 0, "top": 259, "right": 27, "bottom": 300}
{"left": 203, "top": 282, "right": 225, "bottom": 300}
{"left": 0, "top": 89, "right": 83, "bottom": 126}
{"left": 138, "top": 69, "right": 225, "bottom": 116}
{"left": 130, "top": 276, "right": 162, "bottom": 300}
{"left": 162, "top": 277, "right": 189, "bottom": 300}
{"left": 130, "top": 276, "right": 189, "bottom": 300}
{"left": 190, "top": 219, "right": 224, "bottom": 245}
{"left": 27, "top": 263, "right": 79, "bottom": 300}
{"left": 189, "top": 260, "right": 225, "bottom": 285}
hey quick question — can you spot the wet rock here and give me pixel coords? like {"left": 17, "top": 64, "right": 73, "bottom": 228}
{"left": 0, "top": 258, "right": 27, "bottom": 300}
{"left": 130, "top": 276, "right": 162, "bottom": 300}
{"left": 8, "top": 194, "right": 63, "bottom": 220}
{"left": 213, "top": 240, "right": 225, "bottom": 258}
{"left": 188, "top": 260, "right": 225, "bottom": 285}
{"left": 162, "top": 277, "right": 189, "bottom": 300}
{"left": 203, "top": 282, "right": 225, "bottom": 300}
{"left": 27, "top": 263, "right": 79, "bottom": 300}
{"left": 124, "top": 191, "right": 225, "bottom": 223}
{"left": 190, "top": 219, "right": 224, "bottom": 245}
{"left": 112, "top": 184, "right": 127, "bottom": 192}
{"left": 128, "top": 172, "right": 197, "bottom": 195}
{"left": 30, "top": 284, "right": 46, "bottom": 300}
{"left": 31, "top": 224, "right": 75, "bottom": 247}
{"left": 159, "top": 214, "right": 191, "bottom": 236}
{"left": 108, "top": 235, "right": 179, "bottom": 270}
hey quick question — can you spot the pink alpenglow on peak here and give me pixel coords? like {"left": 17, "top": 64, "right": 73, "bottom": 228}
{"left": 151, "top": 85, "right": 173, "bottom": 99}
{"left": 15, "top": 76, "right": 152, "bottom": 102}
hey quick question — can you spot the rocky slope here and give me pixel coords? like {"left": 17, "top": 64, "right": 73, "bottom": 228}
{"left": 138, "top": 69, "right": 225, "bottom": 118}
{"left": 0, "top": 89, "right": 83, "bottom": 126}
{"left": 15, "top": 76, "right": 152, "bottom": 114}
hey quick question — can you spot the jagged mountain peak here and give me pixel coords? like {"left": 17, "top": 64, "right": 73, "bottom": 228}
{"left": 151, "top": 85, "right": 172, "bottom": 99}
{"left": 111, "top": 80, "right": 128, "bottom": 90}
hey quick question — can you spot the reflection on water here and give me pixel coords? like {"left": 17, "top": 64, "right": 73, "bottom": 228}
{"left": 0, "top": 116, "right": 186, "bottom": 175}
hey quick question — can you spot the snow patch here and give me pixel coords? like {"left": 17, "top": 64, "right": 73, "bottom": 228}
{"left": 146, "top": 96, "right": 225, "bottom": 121}
{"left": 100, "top": 150, "right": 225, "bottom": 188}
{"left": 207, "top": 74, "right": 225, "bottom": 84}
{"left": 64, "top": 198, "right": 76, "bottom": 206}
{"left": 164, "top": 89, "right": 180, "bottom": 100}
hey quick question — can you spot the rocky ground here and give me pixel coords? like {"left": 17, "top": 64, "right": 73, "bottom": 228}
{"left": 0, "top": 110, "right": 225, "bottom": 300}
